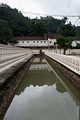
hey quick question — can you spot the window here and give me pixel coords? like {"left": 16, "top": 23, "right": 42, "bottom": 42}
{"left": 27, "top": 41, "right": 29, "bottom": 43}
{"left": 50, "top": 41, "right": 52, "bottom": 43}
{"left": 33, "top": 41, "right": 35, "bottom": 43}
{"left": 37, "top": 41, "right": 39, "bottom": 43}
{"left": 22, "top": 41, "right": 24, "bottom": 43}
{"left": 54, "top": 42, "right": 56, "bottom": 45}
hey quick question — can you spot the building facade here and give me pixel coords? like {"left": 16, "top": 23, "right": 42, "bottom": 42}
{"left": 71, "top": 40, "right": 80, "bottom": 47}
{"left": 16, "top": 36, "right": 56, "bottom": 48}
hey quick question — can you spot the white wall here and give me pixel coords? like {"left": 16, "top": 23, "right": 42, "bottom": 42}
{"left": 45, "top": 51, "right": 80, "bottom": 75}
{"left": 71, "top": 40, "right": 80, "bottom": 47}
{"left": 48, "top": 38, "right": 56, "bottom": 46}
{"left": 17, "top": 39, "right": 56, "bottom": 47}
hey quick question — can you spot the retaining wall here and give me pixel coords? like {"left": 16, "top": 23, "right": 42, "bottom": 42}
{"left": 45, "top": 51, "right": 80, "bottom": 75}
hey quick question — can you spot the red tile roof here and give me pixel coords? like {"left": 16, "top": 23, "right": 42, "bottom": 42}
{"left": 15, "top": 36, "right": 47, "bottom": 41}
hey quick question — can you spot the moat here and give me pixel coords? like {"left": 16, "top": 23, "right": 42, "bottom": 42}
{"left": 3, "top": 55, "right": 80, "bottom": 120}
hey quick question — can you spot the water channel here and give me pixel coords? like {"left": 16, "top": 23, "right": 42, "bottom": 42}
{"left": 3, "top": 55, "right": 80, "bottom": 120}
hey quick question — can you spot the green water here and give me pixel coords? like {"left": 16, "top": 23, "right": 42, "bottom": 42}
{"left": 4, "top": 56, "right": 80, "bottom": 120}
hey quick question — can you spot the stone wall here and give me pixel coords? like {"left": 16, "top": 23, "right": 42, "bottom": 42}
{"left": 0, "top": 55, "right": 33, "bottom": 120}
{"left": 45, "top": 56, "right": 80, "bottom": 88}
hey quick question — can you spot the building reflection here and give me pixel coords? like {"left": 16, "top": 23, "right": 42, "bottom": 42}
{"left": 17, "top": 56, "right": 66, "bottom": 95}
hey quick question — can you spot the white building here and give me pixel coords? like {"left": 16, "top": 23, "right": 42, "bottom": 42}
{"left": 71, "top": 40, "right": 80, "bottom": 47}
{"left": 16, "top": 36, "right": 56, "bottom": 48}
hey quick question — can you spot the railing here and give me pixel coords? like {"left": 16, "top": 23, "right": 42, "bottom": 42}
{"left": 0, "top": 44, "right": 32, "bottom": 61}
{"left": 45, "top": 51, "right": 80, "bottom": 75}
{"left": 0, "top": 44, "right": 33, "bottom": 73}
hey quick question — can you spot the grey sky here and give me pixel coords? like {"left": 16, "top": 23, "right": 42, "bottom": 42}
{"left": 0, "top": 0, "right": 80, "bottom": 24}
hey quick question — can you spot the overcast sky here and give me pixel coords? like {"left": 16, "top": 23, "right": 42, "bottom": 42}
{"left": 0, "top": 0, "right": 80, "bottom": 24}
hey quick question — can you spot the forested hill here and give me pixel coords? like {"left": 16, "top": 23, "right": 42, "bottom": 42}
{"left": 0, "top": 3, "right": 80, "bottom": 44}
{"left": 0, "top": 3, "right": 64, "bottom": 36}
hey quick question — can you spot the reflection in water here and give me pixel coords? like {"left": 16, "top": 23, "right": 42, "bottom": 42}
{"left": 4, "top": 55, "right": 80, "bottom": 120}
{"left": 16, "top": 56, "right": 66, "bottom": 95}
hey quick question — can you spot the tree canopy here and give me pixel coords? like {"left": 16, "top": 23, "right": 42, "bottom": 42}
{"left": 57, "top": 37, "right": 72, "bottom": 54}
{"left": 60, "top": 23, "right": 76, "bottom": 37}
{"left": 0, "top": 3, "right": 66, "bottom": 44}
{"left": 0, "top": 3, "right": 80, "bottom": 45}
{"left": 0, "top": 19, "right": 14, "bottom": 44}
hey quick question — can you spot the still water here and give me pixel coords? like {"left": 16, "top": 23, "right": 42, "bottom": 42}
{"left": 4, "top": 56, "right": 80, "bottom": 120}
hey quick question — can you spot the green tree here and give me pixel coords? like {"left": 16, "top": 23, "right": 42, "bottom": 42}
{"left": 60, "top": 23, "right": 76, "bottom": 37}
{"left": 76, "top": 26, "right": 80, "bottom": 37}
{"left": 57, "top": 37, "right": 72, "bottom": 54}
{"left": 0, "top": 3, "right": 31, "bottom": 36}
{"left": 0, "top": 19, "right": 14, "bottom": 44}
{"left": 30, "top": 19, "right": 47, "bottom": 36}
{"left": 61, "top": 17, "right": 68, "bottom": 24}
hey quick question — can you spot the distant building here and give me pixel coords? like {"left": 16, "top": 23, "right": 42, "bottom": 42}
{"left": 71, "top": 40, "right": 80, "bottom": 47}
{"left": 16, "top": 36, "right": 56, "bottom": 48}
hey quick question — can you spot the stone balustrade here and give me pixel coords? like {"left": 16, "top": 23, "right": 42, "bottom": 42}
{"left": 45, "top": 51, "right": 80, "bottom": 75}
{"left": 0, "top": 44, "right": 33, "bottom": 73}
{"left": 0, "top": 44, "right": 32, "bottom": 61}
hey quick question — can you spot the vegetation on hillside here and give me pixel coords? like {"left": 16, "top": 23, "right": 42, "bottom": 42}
{"left": 0, "top": 3, "right": 80, "bottom": 46}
